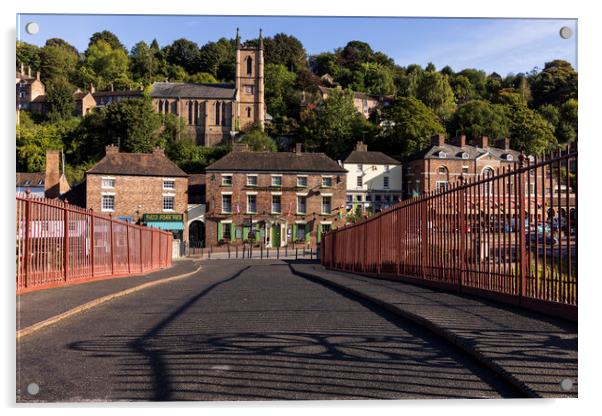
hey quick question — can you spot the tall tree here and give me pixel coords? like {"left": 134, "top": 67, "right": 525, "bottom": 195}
{"left": 88, "top": 31, "right": 127, "bottom": 54}
{"left": 240, "top": 123, "right": 278, "bottom": 151}
{"left": 356, "top": 62, "right": 396, "bottom": 95}
{"left": 165, "top": 38, "right": 201, "bottom": 74}
{"left": 130, "top": 41, "right": 161, "bottom": 84}
{"left": 45, "top": 77, "right": 76, "bottom": 121}
{"left": 530, "top": 60, "right": 578, "bottom": 106}
{"left": 377, "top": 97, "right": 445, "bottom": 156}
{"left": 507, "top": 103, "right": 557, "bottom": 155}
{"left": 83, "top": 40, "right": 130, "bottom": 88}
{"left": 16, "top": 41, "right": 40, "bottom": 71}
{"left": 299, "top": 88, "right": 366, "bottom": 157}
{"left": 263, "top": 33, "right": 308, "bottom": 72}
{"left": 264, "top": 63, "right": 297, "bottom": 117}
{"left": 38, "top": 43, "right": 79, "bottom": 84}
{"left": 448, "top": 100, "right": 510, "bottom": 141}
{"left": 415, "top": 71, "right": 456, "bottom": 120}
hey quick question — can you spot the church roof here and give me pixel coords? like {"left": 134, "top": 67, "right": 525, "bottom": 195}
{"left": 150, "top": 82, "right": 236, "bottom": 99}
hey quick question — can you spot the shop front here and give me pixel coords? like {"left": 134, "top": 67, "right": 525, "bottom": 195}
{"left": 142, "top": 213, "right": 185, "bottom": 241}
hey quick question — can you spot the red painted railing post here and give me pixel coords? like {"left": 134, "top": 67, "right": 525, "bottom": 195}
{"left": 109, "top": 215, "right": 115, "bottom": 276}
{"left": 90, "top": 210, "right": 95, "bottom": 278}
{"left": 517, "top": 156, "right": 528, "bottom": 303}
{"left": 24, "top": 198, "right": 31, "bottom": 288}
{"left": 126, "top": 223, "right": 131, "bottom": 274}
{"left": 458, "top": 183, "right": 466, "bottom": 292}
{"left": 139, "top": 228, "right": 143, "bottom": 273}
{"left": 64, "top": 205, "right": 69, "bottom": 282}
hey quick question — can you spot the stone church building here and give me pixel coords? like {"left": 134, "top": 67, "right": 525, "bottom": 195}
{"left": 17, "top": 29, "right": 266, "bottom": 147}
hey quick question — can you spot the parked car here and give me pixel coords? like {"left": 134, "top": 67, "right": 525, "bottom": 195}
{"left": 526, "top": 232, "right": 558, "bottom": 246}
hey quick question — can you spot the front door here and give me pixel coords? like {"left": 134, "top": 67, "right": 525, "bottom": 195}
{"left": 272, "top": 224, "right": 281, "bottom": 248}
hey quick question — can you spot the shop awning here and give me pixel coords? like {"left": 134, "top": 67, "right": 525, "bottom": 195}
{"left": 145, "top": 221, "right": 184, "bottom": 230}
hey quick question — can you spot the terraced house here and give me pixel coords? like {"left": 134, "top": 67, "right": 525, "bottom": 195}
{"left": 204, "top": 143, "right": 347, "bottom": 248}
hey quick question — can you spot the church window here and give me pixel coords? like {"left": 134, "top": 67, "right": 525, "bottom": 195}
{"left": 188, "top": 101, "right": 193, "bottom": 124}
{"left": 194, "top": 101, "right": 199, "bottom": 125}
{"left": 246, "top": 57, "right": 253, "bottom": 75}
{"left": 246, "top": 107, "right": 252, "bottom": 118}
{"left": 215, "top": 102, "right": 221, "bottom": 125}
{"left": 158, "top": 100, "right": 163, "bottom": 113}
{"left": 222, "top": 102, "right": 227, "bottom": 126}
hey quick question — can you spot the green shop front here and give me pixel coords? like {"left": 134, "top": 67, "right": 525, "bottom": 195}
{"left": 142, "top": 213, "right": 185, "bottom": 241}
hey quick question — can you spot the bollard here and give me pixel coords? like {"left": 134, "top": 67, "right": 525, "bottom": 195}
{"left": 285, "top": 246, "right": 288, "bottom": 258}
{"left": 236, "top": 245, "right": 238, "bottom": 259}
{"left": 228, "top": 245, "right": 231, "bottom": 259}
{"left": 296, "top": 247, "right": 298, "bottom": 260}
{"left": 261, "top": 245, "right": 263, "bottom": 259}
{"left": 267, "top": 247, "right": 269, "bottom": 258}
{"left": 242, "top": 245, "right": 246, "bottom": 259}
{"left": 250, "top": 244, "right": 253, "bottom": 259}
{"left": 310, "top": 248, "right": 313, "bottom": 260}
{"left": 277, "top": 247, "right": 280, "bottom": 259}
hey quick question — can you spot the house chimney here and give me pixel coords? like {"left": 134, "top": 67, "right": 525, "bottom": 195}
{"left": 477, "top": 136, "right": 489, "bottom": 149}
{"left": 431, "top": 133, "right": 445, "bottom": 147}
{"left": 36, "top": 71, "right": 40, "bottom": 81}
{"left": 89, "top": 83, "right": 95, "bottom": 93}
{"left": 44, "top": 150, "right": 61, "bottom": 198}
{"left": 458, "top": 134, "right": 466, "bottom": 147}
{"left": 232, "top": 143, "right": 249, "bottom": 152}
{"left": 27, "top": 66, "right": 31, "bottom": 78}
{"left": 110, "top": 83, "right": 114, "bottom": 92}
{"left": 503, "top": 137, "right": 511, "bottom": 150}
{"left": 295, "top": 143, "right": 303, "bottom": 154}
{"left": 105, "top": 144, "right": 119, "bottom": 155}
{"left": 355, "top": 141, "right": 368, "bottom": 152}
{"left": 20, "top": 62, "right": 24, "bottom": 76}
{"left": 153, "top": 146, "right": 165, "bottom": 156}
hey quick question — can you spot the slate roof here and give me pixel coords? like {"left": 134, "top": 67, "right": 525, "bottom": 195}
{"left": 344, "top": 151, "right": 400, "bottom": 165}
{"left": 16, "top": 172, "right": 45, "bottom": 187}
{"left": 92, "top": 90, "right": 144, "bottom": 98}
{"left": 206, "top": 151, "right": 347, "bottom": 174}
{"left": 403, "top": 143, "right": 521, "bottom": 163}
{"left": 150, "top": 82, "right": 236, "bottom": 99}
{"left": 87, "top": 151, "right": 188, "bottom": 177}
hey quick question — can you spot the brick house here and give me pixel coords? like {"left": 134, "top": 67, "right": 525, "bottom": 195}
{"left": 204, "top": 143, "right": 347, "bottom": 247}
{"left": 402, "top": 134, "right": 522, "bottom": 198}
{"left": 85, "top": 145, "right": 189, "bottom": 241}
{"left": 301, "top": 85, "right": 394, "bottom": 120}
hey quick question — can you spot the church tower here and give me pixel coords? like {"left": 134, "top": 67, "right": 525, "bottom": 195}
{"left": 235, "top": 28, "right": 265, "bottom": 131}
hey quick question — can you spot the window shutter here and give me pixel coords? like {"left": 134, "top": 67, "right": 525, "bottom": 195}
{"left": 217, "top": 222, "right": 223, "bottom": 240}
{"left": 231, "top": 223, "right": 236, "bottom": 240}
{"left": 243, "top": 225, "right": 249, "bottom": 241}
{"left": 317, "top": 224, "right": 322, "bottom": 243}
{"left": 292, "top": 224, "right": 297, "bottom": 241}
{"left": 305, "top": 223, "right": 311, "bottom": 242}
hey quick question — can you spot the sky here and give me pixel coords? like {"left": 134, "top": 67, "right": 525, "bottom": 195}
{"left": 17, "top": 14, "right": 577, "bottom": 76}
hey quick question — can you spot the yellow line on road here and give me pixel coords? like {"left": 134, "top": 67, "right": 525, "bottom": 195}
{"left": 17, "top": 263, "right": 202, "bottom": 340}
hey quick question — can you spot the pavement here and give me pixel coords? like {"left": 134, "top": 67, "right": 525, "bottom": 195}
{"left": 289, "top": 261, "right": 578, "bottom": 398}
{"left": 17, "top": 259, "right": 523, "bottom": 402}
{"left": 17, "top": 259, "right": 201, "bottom": 331}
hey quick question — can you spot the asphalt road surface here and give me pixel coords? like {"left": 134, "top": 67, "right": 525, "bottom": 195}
{"left": 17, "top": 260, "right": 523, "bottom": 402}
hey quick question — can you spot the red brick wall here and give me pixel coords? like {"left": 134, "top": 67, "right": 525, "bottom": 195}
{"left": 86, "top": 174, "right": 188, "bottom": 239}
{"left": 204, "top": 171, "right": 346, "bottom": 246}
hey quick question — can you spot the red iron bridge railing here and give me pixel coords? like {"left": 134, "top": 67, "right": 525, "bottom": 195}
{"left": 15, "top": 196, "right": 173, "bottom": 293}
{"left": 322, "top": 147, "right": 577, "bottom": 319}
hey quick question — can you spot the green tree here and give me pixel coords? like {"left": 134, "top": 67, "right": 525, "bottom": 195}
{"left": 88, "top": 31, "right": 127, "bottom": 54}
{"left": 264, "top": 63, "right": 297, "bottom": 117}
{"left": 264, "top": 33, "right": 308, "bottom": 72}
{"left": 507, "top": 104, "right": 557, "bottom": 155}
{"left": 456, "top": 68, "right": 487, "bottom": 98}
{"left": 38, "top": 43, "right": 79, "bottom": 84}
{"left": 299, "top": 88, "right": 366, "bottom": 157}
{"left": 357, "top": 62, "right": 396, "bottom": 95}
{"left": 165, "top": 38, "right": 200, "bottom": 74}
{"left": 557, "top": 99, "right": 578, "bottom": 144}
{"left": 16, "top": 41, "right": 40, "bottom": 70}
{"left": 130, "top": 41, "right": 162, "bottom": 85}
{"left": 198, "top": 38, "right": 236, "bottom": 80}
{"left": 16, "top": 121, "right": 66, "bottom": 172}
{"left": 450, "top": 75, "right": 475, "bottom": 104}
{"left": 415, "top": 71, "right": 456, "bottom": 120}
{"left": 448, "top": 100, "right": 510, "bottom": 141}
{"left": 240, "top": 124, "right": 278, "bottom": 151}
{"left": 45, "top": 38, "right": 79, "bottom": 55}
{"left": 377, "top": 97, "right": 445, "bottom": 156}
{"left": 530, "top": 60, "right": 578, "bottom": 106}
{"left": 84, "top": 40, "right": 130, "bottom": 87}
{"left": 45, "top": 77, "right": 76, "bottom": 121}
{"left": 187, "top": 72, "right": 219, "bottom": 83}
{"left": 310, "top": 52, "right": 339, "bottom": 77}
